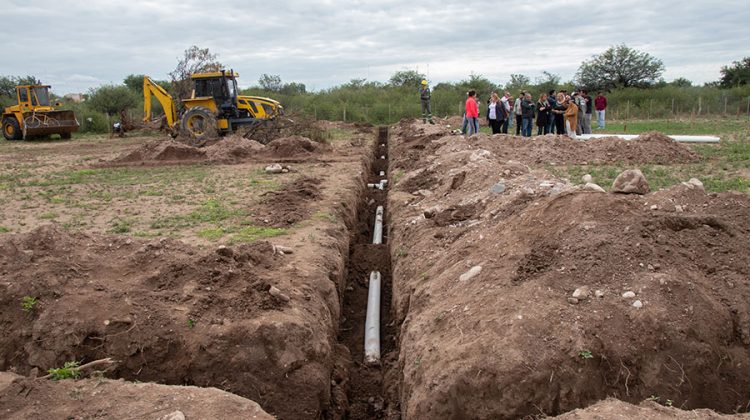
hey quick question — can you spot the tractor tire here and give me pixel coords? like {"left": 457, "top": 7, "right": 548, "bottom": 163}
{"left": 180, "top": 106, "right": 217, "bottom": 147}
{"left": 60, "top": 133, "right": 72, "bottom": 140}
{"left": 2, "top": 117, "right": 22, "bottom": 141}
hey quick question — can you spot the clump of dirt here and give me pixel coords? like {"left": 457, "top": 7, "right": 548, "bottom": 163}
{"left": 266, "top": 135, "right": 332, "bottom": 158}
{"left": 250, "top": 176, "right": 323, "bottom": 227}
{"left": 553, "top": 398, "right": 748, "bottom": 419}
{"left": 0, "top": 225, "right": 334, "bottom": 419}
{"left": 115, "top": 138, "right": 206, "bottom": 163}
{"left": 387, "top": 120, "right": 750, "bottom": 418}
{"left": 0, "top": 372, "right": 273, "bottom": 419}
{"left": 204, "top": 135, "right": 265, "bottom": 162}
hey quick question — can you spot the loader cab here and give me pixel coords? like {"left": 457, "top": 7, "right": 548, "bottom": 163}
{"left": 16, "top": 85, "right": 52, "bottom": 109}
{"left": 191, "top": 71, "right": 239, "bottom": 117}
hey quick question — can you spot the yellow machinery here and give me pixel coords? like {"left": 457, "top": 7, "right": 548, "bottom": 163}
{"left": 143, "top": 70, "right": 284, "bottom": 146}
{"left": 2, "top": 85, "right": 79, "bottom": 140}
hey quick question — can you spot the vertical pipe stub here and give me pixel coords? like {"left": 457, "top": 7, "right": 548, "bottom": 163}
{"left": 373, "top": 205, "right": 384, "bottom": 245}
{"left": 364, "top": 271, "right": 382, "bottom": 365}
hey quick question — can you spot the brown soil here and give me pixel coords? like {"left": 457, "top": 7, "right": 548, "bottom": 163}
{"left": 553, "top": 398, "right": 750, "bottom": 419}
{"left": 250, "top": 176, "right": 323, "bottom": 227}
{"left": 266, "top": 135, "right": 332, "bottom": 158}
{"left": 387, "top": 120, "right": 750, "bottom": 418}
{"left": 0, "top": 372, "right": 273, "bottom": 419}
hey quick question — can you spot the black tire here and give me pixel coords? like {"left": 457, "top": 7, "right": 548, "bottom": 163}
{"left": 60, "top": 133, "right": 72, "bottom": 140}
{"left": 2, "top": 117, "right": 22, "bottom": 141}
{"left": 180, "top": 106, "right": 217, "bottom": 147}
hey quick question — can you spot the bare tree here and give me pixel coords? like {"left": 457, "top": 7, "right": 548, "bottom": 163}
{"left": 168, "top": 46, "right": 223, "bottom": 100}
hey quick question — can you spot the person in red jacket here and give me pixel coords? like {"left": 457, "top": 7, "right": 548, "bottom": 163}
{"left": 595, "top": 91, "right": 607, "bottom": 129}
{"left": 465, "top": 90, "right": 479, "bottom": 136}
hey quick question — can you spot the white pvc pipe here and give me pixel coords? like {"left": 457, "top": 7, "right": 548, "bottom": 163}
{"left": 373, "top": 205, "right": 384, "bottom": 244}
{"left": 364, "top": 271, "right": 381, "bottom": 365}
{"left": 379, "top": 171, "right": 385, "bottom": 176}
{"left": 577, "top": 133, "right": 719, "bottom": 143}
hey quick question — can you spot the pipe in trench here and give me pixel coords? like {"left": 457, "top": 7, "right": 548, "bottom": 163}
{"left": 373, "top": 205, "right": 384, "bottom": 244}
{"left": 364, "top": 270, "right": 382, "bottom": 365}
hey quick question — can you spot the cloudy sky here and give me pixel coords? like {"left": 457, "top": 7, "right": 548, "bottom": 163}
{"left": 3, "top": 0, "right": 748, "bottom": 94}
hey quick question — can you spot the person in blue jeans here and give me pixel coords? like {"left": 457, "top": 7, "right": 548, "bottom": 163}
{"left": 520, "top": 93, "right": 535, "bottom": 137}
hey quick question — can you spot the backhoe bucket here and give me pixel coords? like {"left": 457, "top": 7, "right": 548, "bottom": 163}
{"left": 22, "top": 110, "right": 79, "bottom": 139}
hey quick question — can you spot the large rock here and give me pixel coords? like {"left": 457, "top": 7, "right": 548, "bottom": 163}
{"left": 611, "top": 169, "right": 650, "bottom": 194}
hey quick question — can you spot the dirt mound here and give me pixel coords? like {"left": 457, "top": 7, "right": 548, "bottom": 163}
{"left": 250, "top": 176, "right": 323, "bottom": 227}
{"left": 204, "top": 135, "right": 265, "bottom": 162}
{"left": 387, "top": 124, "right": 750, "bottom": 418}
{"left": 115, "top": 138, "right": 206, "bottom": 163}
{"left": 0, "top": 225, "right": 335, "bottom": 419}
{"left": 266, "top": 135, "right": 331, "bottom": 157}
{"left": 554, "top": 398, "right": 749, "bottom": 419}
{"left": 0, "top": 372, "right": 273, "bottom": 419}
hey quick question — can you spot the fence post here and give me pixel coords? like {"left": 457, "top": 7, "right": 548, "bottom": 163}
{"left": 626, "top": 100, "right": 630, "bottom": 120}
{"left": 314, "top": 106, "right": 317, "bottom": 120}
{"left": 698, "top": 96, "right": 702, "bottom": 116}
{"left": 724, "top": 96, "right": 728, "bottom": 116}
{"left": 388, "top": 104, "right": 391, "bottom": 123}
{"left": 343, "top": 104, "right": 346, "bottom": 122}
{"left": 746, "top": 96, "right": 750, "bottom": 118}
{"left": 671, "top": 98, "right": 675, "bottom": 116}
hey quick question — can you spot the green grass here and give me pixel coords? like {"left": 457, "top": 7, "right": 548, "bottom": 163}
{"left": 326, "top": 127, "right": 357, "bottom": 142}
{"left": 231, "top": 226, "right": 287, "bottom": 243}
{"left": 0, "top": 226, "right": 10, "bottom": 233}
{"left": 197, "top": 227, "right": 226, "bottom": 240}
{"left": 595, "top": 118, "right": 748, "bottom": 135}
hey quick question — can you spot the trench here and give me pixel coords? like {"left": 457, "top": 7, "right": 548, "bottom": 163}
{"left": 329, "top": 126, "right": 400, "bottom": 419}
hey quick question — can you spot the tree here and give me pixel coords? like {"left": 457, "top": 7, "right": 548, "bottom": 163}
{"left": 280, "top": 82, "right": 306, "bottom": 95}
{"left": 575, "top": 44, "right": 665, "bottom": 90}
{"left": 87, "top": 85, "right": 139, "bottom": 116}
{"left": 534, "top": 71, "right": 561, "bottom": 93}
{"left": 169, "top": 46, "right": 223, "bottom": 100}
{"left": 389, "top": 69, "right": 426, "bottom": 88}
{"left": 670, "top": 77, "right": 693, "bottom": 87}
{"left": 258, "top": 74, "right": 283, "bottom": 92}
{"left": 719, "top": 57, "right": 750, "bottom": 88}
{"left": 505, "top": 74, "right": 531, "bottom": 93}
{"left": 0, "top": 75, "right": 42, "bottom": 97}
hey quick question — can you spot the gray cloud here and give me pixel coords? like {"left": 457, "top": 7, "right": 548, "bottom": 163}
{"left": 2, "top": 0, "right": 748, "bottom": 94}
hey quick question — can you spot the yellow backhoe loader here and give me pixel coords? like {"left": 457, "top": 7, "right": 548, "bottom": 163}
{"left": 2, "top": 85, "right": 79, "bottom": 141}
{"left": 143, "top": 70, "right": 284, "bottom": 146}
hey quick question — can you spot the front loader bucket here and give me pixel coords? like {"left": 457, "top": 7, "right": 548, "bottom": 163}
{"left": 22, "top": 110, "right": 79, "bottom": 139}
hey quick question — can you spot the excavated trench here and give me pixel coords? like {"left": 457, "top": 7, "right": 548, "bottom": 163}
{"left": 329, "top": 127, "right": 400, "bottom": 419}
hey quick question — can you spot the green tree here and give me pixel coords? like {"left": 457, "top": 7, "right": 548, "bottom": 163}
{"left": 670, "top": 77, "right": 692, "bottom": 87}
{"left": 0, "top": 75, "right": 42, "bottom": 97}
{"left": 258, "top": 74, "right": 283, "bottom": 92}
{"left": 389, "top": 69, "right": 426, "bottom": 88}
{"left": 719, "top": 57, "right": 750, "bottom": 88}
{"left": 505, "top": 74, "right": 531, "bottom": 93}
{"left": 534, "top": 71, "right": 561, "bottom": 93}
{"left": 576, "top": 44, "right": 665, "bottom": 90}
{"left": 279, "top": 82, "right": 306, "bottom": 95}
{"left": 87, "top": 85, "right": 139, "bottom": 116}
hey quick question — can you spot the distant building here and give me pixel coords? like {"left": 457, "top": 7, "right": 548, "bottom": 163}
{"left": 64, "top": 93, "right": 84, "bottom": 103}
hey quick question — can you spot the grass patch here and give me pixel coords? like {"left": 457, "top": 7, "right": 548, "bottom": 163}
{"left": 110, "top": 218, "right": 132, "bottom": 234}
{"left": 595, "top": 118, "right": 748, "bottom": 135}
{"left": 197, "top": 227, "right": 226, "bottom": 240}
{"left": 0, "top": 226, "right": 9, "bottom": 233}
{"left": 39, "top": 212, "right": 58, "bottom": 220}
{"left": 326, "top": 127, "right": 357, "bottom": 143}
{"left": 231, "top": 226, "right": 287, "bottom": 243}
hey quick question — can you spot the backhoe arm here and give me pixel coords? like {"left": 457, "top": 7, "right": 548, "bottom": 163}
{"left": 143, "top": 76, "right": 177, "bottom": 128}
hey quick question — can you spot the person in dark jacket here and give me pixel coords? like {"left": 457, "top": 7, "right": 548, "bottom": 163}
{"left": 536, "top": 93, "right": 551, "bottom": 135}
{"left": 546, "top": 89, "right": 557, "bottom": 134}
{"left": 551, "top": 92, "right": 567, "bottom": 135}
{"left": 582, "top": 89, "right": 593, "bottom": 134}
{"left": 520, "top": 92, "right": 535, "bottom": 137}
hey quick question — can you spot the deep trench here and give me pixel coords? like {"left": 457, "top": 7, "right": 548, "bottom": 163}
{"left": 331, "top": 126, "right": 400, "bottom": 419}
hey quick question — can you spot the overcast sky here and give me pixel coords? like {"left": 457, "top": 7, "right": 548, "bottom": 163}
{"left": 3, "top": 0, "right": 748, "bottom": 95}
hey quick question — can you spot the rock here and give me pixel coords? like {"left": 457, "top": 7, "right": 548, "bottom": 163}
{"left": 595, "top": 290, "right": 605, "bottom": 298}
{"left": 632, "top": 300, "right": 643, "bottom": 309}
{"left": 572, "top": 286, "right": 590, "bottom": 299}
{"left": 469, "top": 149, "right": 492, "bottom": 162}
{"left": 682, "top": 177, "right": 704, "bottom": 190}
{"left": 539, "top": 181, "right": 555, "bottom": 188}
{"left": 459, "top": 265, "right": 482, "bottom": 281}
{"left": 611, "top": 169, "right": 650, "bottom": 194}
{"left": 567, "top": 297, "right": 580, "bottom": 305}
{"left": 423, "top": 209, "right": 435, "bottom": 219}
{"left": 281, "top": 168, "right": 289, "bottom": 173}
{"left": 490, "top": 183, "right": 506, "bottom": 194}
{"left": 582, "top": 174, "right": 593, "bottom": 184}
{"left": 273, "top": 245, "right": 293, "bottom": 255}
{"left": 268, "top": 286, "right": 291, "bottom": 302}
{"left": 622, "top": 291, "right": 636, "bottom": 298}
{"left": 160, "top": 411, "right": 186, "bottom": 420}
{"left": 265, "top": 163, "right": 283, "bottom": 174}
{"left": 583, "top": 182, "right": 606, "bottom": 193}
{"left": 650, "top": 205, "right": 658, "bottom": 210}
{"left": 216, "top": 245, "right": 233, "bottom": 258}
{"left": 521, "top": 186, "right": 535, "bottom": 196}
{"left": 675, "top": 205, "right": 684, "bottom": 212}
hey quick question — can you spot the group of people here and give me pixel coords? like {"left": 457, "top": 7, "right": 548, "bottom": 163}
{"left": 419, "top": 80, "right": 608, "bottom": 138}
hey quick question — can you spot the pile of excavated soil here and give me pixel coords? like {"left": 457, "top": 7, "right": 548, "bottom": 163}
{"left": 250, "top": 176, "right": 323, "bottom": 227}
{"left": 553, "top": 398, "right": 750, "bottom": 419}
{"left": 204, "top": 135, "right": 265, "bottom": 162}
{"left": 387, "top": 121, "right": 750, "bottom": 418}
{"left": 0, "top": 372, "right": 273, "bottom": 419}
{"left": 0, "top": 225, "right": 340, "bottom": 419}
{"left": 266, "top": 135, "right": 332, "bottom": 158}
{"left": 389, "top": 121, "right": 699, "bottom": 171}
{"left": 114, "top": 138, "right": 206, "bottom": 163}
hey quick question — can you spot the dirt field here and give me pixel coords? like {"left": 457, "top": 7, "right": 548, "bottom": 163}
{"left": 388, "top": 120, "right": 750, "bottom": 418}
{"left": 1, "top": 119, "right": 749, "bottom": 419}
